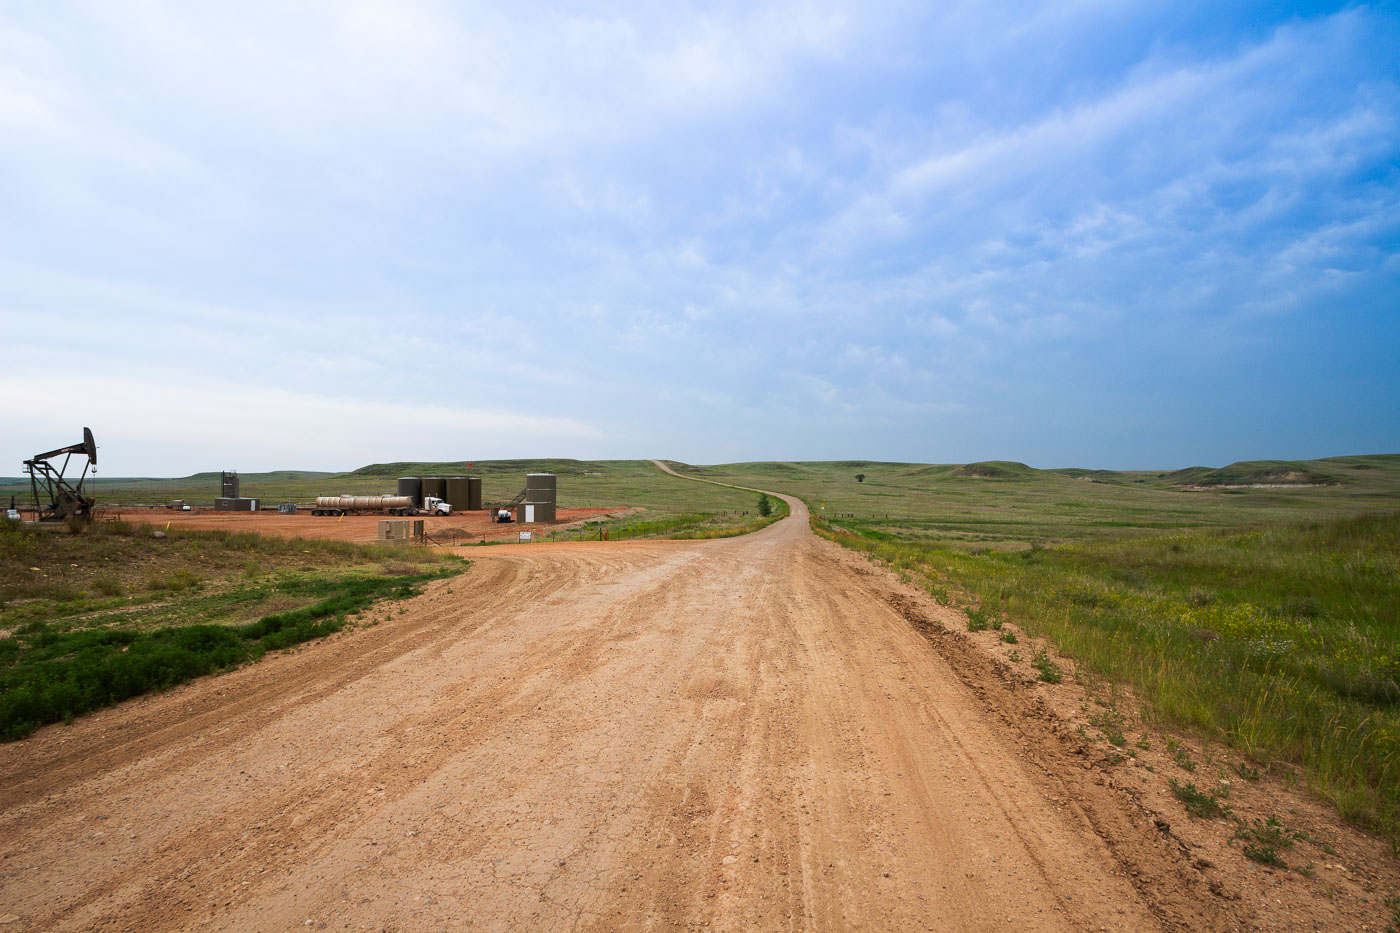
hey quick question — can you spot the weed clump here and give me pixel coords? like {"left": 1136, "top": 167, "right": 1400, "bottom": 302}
{"left": 91, "top": 576, "right": 123, "bottom": 597}
{"left": 1168, "top": 779, "right": 1231, "bottom": 819}
{"left": 146, "top": 569, "right": 203, "bottom": 592}
{"left": 1032, "top": 648, "right": 1063, "bottom": 684}
{"left": 1231, "top": 816, "right": 1298, "bottom": 867}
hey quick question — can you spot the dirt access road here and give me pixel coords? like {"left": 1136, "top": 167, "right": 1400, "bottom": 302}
{"left": 1, "top": 474, "right": 1245, "bottom": 931}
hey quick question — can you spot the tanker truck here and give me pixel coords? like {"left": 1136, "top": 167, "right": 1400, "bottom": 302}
{"left": 310, "top": 495, "right": 452, "bottom": 517}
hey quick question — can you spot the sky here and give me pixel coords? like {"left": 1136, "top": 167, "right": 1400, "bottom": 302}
{"left": 2, "top": 1, "right": 1397, "bottom": 476}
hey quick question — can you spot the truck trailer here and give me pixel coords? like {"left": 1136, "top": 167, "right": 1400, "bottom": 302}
{"left": 310, "top": 495, "right": 451, "bottom": 517}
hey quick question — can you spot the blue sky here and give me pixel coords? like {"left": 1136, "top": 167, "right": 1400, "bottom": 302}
{"left": 2, "top": 1, "right": 1397, "bottom": 475}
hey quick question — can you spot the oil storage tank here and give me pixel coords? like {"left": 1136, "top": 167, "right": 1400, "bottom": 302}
{"left": 420, "top": 476, "right": 446, "bottom": 503}
{"left": 444, "top": 476, "right": 471, "bottom": 511}
{"left": 467, "top": 477, "right": 482, "bottom": 511}
{"left": 520, "top": 472, "right": 556, "bottom": 522}
{"left": 396, "top": 476, "right": 423, "bottom": 507}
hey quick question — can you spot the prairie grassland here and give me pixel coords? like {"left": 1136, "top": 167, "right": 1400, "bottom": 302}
{"left": 0, "top": 518, "right": 464, "bottom": 739}
{"left": 813, "top": 510, "right": 1400, "bottom": 840}
{"left": 556, "top": 493, "right": 790, "bottom": 541}
{"left": 679, "top": 454, "right": 1400, "bottom": 549}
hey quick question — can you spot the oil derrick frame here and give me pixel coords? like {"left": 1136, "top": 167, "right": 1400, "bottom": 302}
{"left": 24, "top": 427, "right": 98, "bottom": 522}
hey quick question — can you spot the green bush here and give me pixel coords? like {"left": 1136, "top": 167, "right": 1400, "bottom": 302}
{"left": 0, "top": 568, "right": 456, "bottom": 741}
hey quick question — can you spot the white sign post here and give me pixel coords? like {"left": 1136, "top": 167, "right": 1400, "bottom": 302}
{"left": 519, "top": 531, "right": 532, "bottom": 543}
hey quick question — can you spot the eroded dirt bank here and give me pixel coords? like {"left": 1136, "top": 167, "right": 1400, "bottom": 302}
{"left": 0, "top": 496, "right": 1383, "bottom": 930}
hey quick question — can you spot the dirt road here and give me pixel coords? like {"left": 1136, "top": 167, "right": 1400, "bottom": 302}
{"left": 0, "top": 488, "right": 1237, "bottom": 930}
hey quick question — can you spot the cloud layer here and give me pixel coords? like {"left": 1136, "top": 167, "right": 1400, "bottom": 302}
{"left": 2, "top": 1, "right": 1396, "bottom": 473}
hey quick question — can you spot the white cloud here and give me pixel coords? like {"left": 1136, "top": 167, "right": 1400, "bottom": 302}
{"left": 0, "top": 370, "right": 601, "bottom": 476}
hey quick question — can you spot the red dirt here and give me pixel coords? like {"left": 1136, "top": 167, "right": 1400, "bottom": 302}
{"left": 99, "top": 506, "right": 621, "bottom": 544}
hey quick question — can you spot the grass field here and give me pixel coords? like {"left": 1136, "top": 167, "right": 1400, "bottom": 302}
{"left": 0, "top": 518, "right": 465, "bottom": 740}
{"left": 666, "top": 454, "right": 1400, "bottom": 842}
{"left": 555, "top": 492, "right": 789, "bottom": 542}
{"left": 673, "top": 454, "right": 1400, "bottom": 549}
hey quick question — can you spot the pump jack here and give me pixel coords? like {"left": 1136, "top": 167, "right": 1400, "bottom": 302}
{"left": 24, "top": 427, "right": 98, "bottom": 521}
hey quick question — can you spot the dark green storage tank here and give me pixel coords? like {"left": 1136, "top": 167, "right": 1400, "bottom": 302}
{"left": 396, "top": 476, "right": 423, "bottom": 507}
{"left": 420, "top": 476, "right": 447, "bottom": 503}
{"left": 444, "top": 476, "right": 470, "bottom": 511}
{"left": 467, "top": 477, "right": 482, "bottom": 511}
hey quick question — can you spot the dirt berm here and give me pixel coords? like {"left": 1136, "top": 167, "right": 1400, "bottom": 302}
{"left": 0, "top": 481, "right": 1380, "bottom": 930}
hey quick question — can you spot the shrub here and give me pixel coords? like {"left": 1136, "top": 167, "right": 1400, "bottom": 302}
{"left": 1032, "top": 648, "right": 1063, "bottom": 683}
{"left": 92, "top": 577, "right": 123, "bottom": 597}
{"left": 1169, "top": 779, "right": 1231, "bottom": 819}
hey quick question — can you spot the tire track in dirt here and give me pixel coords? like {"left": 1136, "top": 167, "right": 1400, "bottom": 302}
{"left": 0, "top": 480, "right": 1240, "bottom": 931}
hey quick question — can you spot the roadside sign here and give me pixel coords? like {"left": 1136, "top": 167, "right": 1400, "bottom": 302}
{"left": 519, "top": 531, "right": 532, "bottom": 543}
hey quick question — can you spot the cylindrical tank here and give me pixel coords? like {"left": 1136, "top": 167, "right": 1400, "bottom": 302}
{"left": 315, "top": 496, "right": 414, "bottom": 510}
{"left": 444, "top": 476, "right": 470, "bottom": 511}
{"left": 524, "top": 473, "right": 557, "bottom": 503}
{"left": 467, "top": 477, "right": 482, "bottom": 511}
{"left": 420, "top": 476, "right": 446, "bottom": 502}
{"left": 396, "top": 476, "right": 423, "bottom": 507}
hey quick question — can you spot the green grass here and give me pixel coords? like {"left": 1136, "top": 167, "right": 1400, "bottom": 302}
{"left": 1169, "top": 778, "right": 1232, "bottom": 820}
{"left": 966, "top": 607, "right": 991, "bottom": 631}
{"left": 808, "top": 507, "right": 1400, "bottom": 840}
{"left": 0, "top": 568, "right": 456, "bottom": 740}
{"left": 554, "top": 497, "right": 787, "bottom": 542}
{"left": 0, "top": 518, "right": 465, "bottom": 739}
{"left": 674, "top": 454, "right": 1400, "bottom": 550}
{"left": 537, "top": 476, "right": 789, "bottom": 542}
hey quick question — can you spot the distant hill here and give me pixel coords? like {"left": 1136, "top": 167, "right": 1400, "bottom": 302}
{"left": 1048, "top": 468, "right": 1129, "bottom": 483}
{"left": 953, "top": 461, "right": 1037, "bottom": 479}
{"left": 348, "top": 459, "right": 620, "bottom": 478}
{"left": 1166, "top": 460, "right": 1345, "bottom": 487}
{"left": 177, "top": 470, "right": 339, "bottom": 483}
